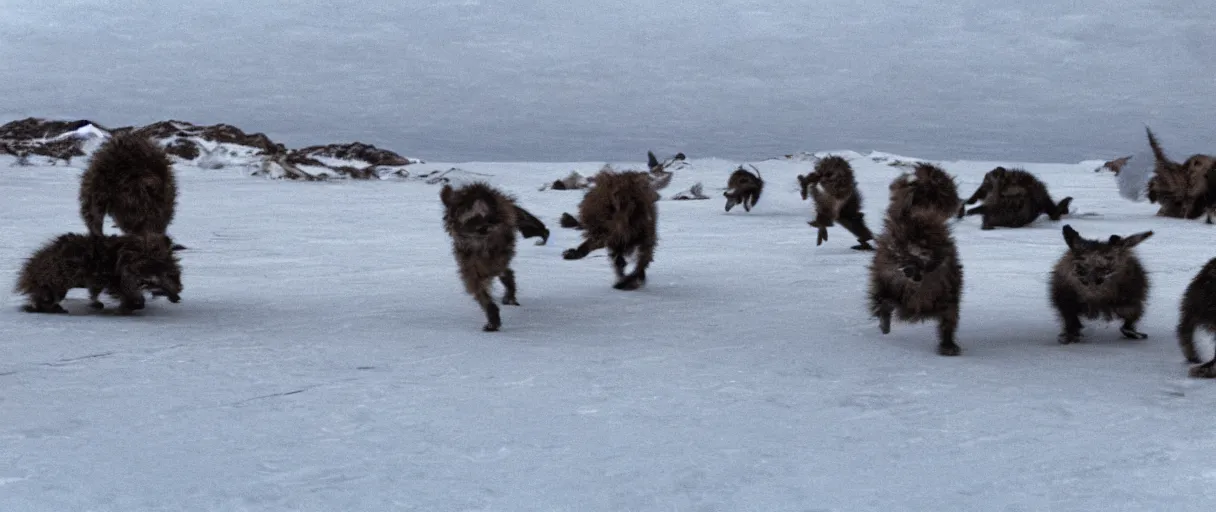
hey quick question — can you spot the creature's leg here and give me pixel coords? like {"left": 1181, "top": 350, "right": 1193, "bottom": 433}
{"left": 1176, "top": 311, "right": 1202, "bottom": 363}
{"left": 937, "top": 307, "right": 961, "bottom": 356}
{"left": 615, "top": 243, "right": 654, "bottom": 291}
{"left": 1117, "top": 305, "right": 1148, "bottom": 340}
{"left": 499, "top": 268, "right": 519, "bottom": 306}
{"left": 562, "top": 239, "right": 603, "bottom": 260}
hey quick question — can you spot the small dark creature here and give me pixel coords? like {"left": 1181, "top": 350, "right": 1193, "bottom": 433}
{"left": 724, "top": 164, "right": 764, "bottom": 212}
{"left": 562, "top": 167, "right": 661, "bottom": 290}
{"left": 440, "top": 182, "right": 522, "bottom": 331}
{"left": 15, "top": 233, "right": 183, "bottom": 315}
{"left": 79, "top": 132, "right": 178, "bottom": 237}
{"left": 797, "top": 156, "right": 875, "bottom": 250}
{"left": 959, "top": 166, "right": 1073, "bottom": 229}
{"left": 1049, "top": 225, "right": 1153, "bottom": 344}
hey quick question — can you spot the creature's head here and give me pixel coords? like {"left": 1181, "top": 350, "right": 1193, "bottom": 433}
{"left": 1061, "top": 224, "right": 1152, "bottom": 287}
{"left": 440, "top": 182, "right": 509, "bottom": 239}
{"left": 119, "top": 234, "right": 183, "bottom": 302}
{"left": 888, "top": 163, "right": 961, "bottom": 222}
{"left": 815, "top": 156, "right": 851, "bottom": 181}
{"left": 981, "top": 166, "right": 1011, "bottom": 191}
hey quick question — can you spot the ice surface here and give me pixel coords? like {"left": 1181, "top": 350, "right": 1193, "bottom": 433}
{"left": 1, "top": 1, "right": 1213, "bottom": 162}
{"left": 3, "top": 153, "right": 1216, "bottom": 510}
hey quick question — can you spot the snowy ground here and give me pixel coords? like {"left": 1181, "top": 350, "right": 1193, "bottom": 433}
{"left": 3, "top": 154, "right": 1216, "bottom": 511}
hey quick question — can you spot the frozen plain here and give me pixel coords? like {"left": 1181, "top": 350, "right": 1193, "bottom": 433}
{"left": 3, "top": 153, "right": 1216, "bottom": 511}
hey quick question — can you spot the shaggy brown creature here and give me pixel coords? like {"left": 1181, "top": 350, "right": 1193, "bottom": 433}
{"left": 562, "top": 168, "right": 660, "bottom": 290}
{"left": 868, "top": 206, "right": 965, "bottom": 356}
{"left": 724, "top": 165, "right": 764, "bottom": 212}
{"left": 15, "top": 233, "right": 183, "bottom": 315}
{"left": 79, "top": 133, "right": 178, "bottom": 237}
{"left": 1145, "top": 127, "right": 1215, "bottom": 220}
{"left": 887, "top": 163, "right": 961, "bottom": 224}
{"left": 797, "top": 156, "right": 875, "bottom": 250}
{"left": 1177, "top": 258, "right": 1216, "bottom": 376}
{"left": 512, "top": 204, "right": 550, "bottom": 245}
{"left": 960, "top": 167, "right": 1073, "bottom": 229}
{"left": 1049, "top": 225, "right": 1153, "bottom": 344}
{"left": 440, "top": 182, "right": 522, "bottom": 332}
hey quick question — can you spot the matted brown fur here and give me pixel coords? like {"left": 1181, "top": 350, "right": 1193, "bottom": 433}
{"left": 440, "top": 181, "right": 521, "bottom": 332}
{"left": 868, "top": 210, "right": 964, "bottom": 356}
{"left": 1177, "top": 258, "right": 1216, "bottom": 376}
{"left": 79, "top": 132, "right": 178, "bottom": 236}
{"left": 887, "top": 163, "right": 961, "bottom": 224}
{"left": 960, "top": 167, "right": 1073, "bottom": 229}
{"left": 724, "top": 166, "right": 764, "bottom": 213}
{"left": 1145, "top": 127, "right": 1215, "bottom": 220}
{"left": 797, "top": 156, "right": 875, "bottom": 250}
{"left": 1049, "top": 225, "right": 1152, "bottom": 345}
{"left": 562, "top": 168, "right": 660, "bottom": 290}
{"left": 14, "top": 232, "right": 183, "bottom": 314}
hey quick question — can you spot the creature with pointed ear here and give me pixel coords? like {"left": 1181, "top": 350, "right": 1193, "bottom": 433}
{"left": 1049, "top": 224, "right": 1153, "bottom": 344}
{"left": 562, "top": 167, "right": 662, "bottom": 290}
{"left": 1145, "top": 127, "right": 1215, "bottom": 219}
{"left": 724, "top": 164, "right": 764, "bottom": 213}
{"left": 440, "top": 182, "right": 522, "bottom": 331}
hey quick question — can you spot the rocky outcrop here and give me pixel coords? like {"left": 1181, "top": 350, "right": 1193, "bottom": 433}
{"left": 112, "top": 120, "right": 287, "bottom": 160}
{"left": 0, "top": 117, "right": 108, "bottom": 161}
{"left": 288, "top": 142, "right": 416, "bottom": 167}
{"left": 0, "top": 117, "right": 421, "bottom": 180}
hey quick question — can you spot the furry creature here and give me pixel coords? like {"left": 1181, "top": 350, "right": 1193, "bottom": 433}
{"left": 1177, "top": 258, "right": 1216, "bottom": 377}
{"left": 797, "top": 156, "right": 875, "bottom": 250}
{"left": 1145, "top": 127, "right": 1215, "bottom": 220}
{"left": 724, "top": 165, "right": 764, "bottom": 212}
{"left": 440, "top": 182, "right": 522, "bottom": 332}
{"left": 562, "top": 168, "right": 661, "bottom": 290}
{"left": 79, "top": 133, "right": 178, "bottom": 237}
{"left": 512, "top": 205, "right": 550, "bottom": 245}
{"left": 15, "top": 233, "right": 183, "bottom": 315}
{"left": 868, "top": 194, "right": 965, "bottom": 356}
{"left": 887, "top": 163, "right": 962, "bottom": 224}
{"left": 1049, "top": 225, "right": 1153, "bottom": 344}
{"left": 960, "top": 167, "right": 1073, "bottom": 229}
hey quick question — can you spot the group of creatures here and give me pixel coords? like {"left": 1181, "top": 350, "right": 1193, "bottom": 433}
{"left": 14, "top": 133, "right": 184, "bottom": 315}
{"left": 11, "top": 126, "right": 1216, "bottom": 377}
{"left": 439, "top": 129, "right": 1216, "bottom": 378}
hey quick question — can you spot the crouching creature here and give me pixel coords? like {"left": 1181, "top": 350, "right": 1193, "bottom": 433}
{"left": 1049, "top": 225, "right": 1153, "bottom": 344}
{"left": 959, "top": 166, "right": 1072, "bottom": 229}
{"left": 15, "top": 233, "right": 183, "bottom": 315}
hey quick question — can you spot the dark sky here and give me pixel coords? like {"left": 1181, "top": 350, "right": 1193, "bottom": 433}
{"left": 2, "top": 0, "right": 1212, "bottom": 162}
